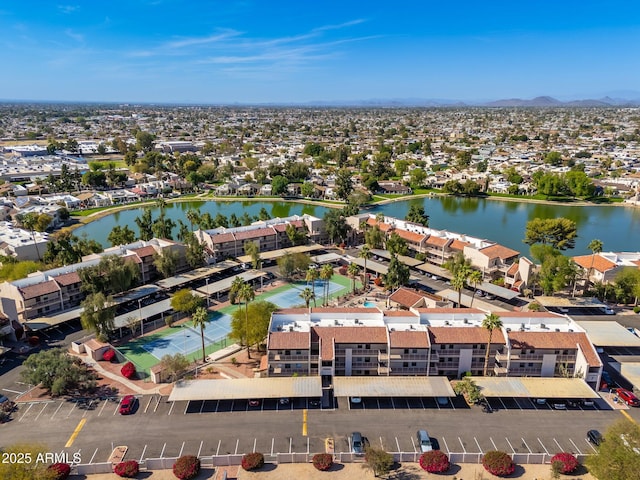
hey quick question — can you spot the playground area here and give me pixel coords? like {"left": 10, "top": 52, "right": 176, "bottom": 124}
{"left": 115, "top": 275, "right": 354, "bottom": 375}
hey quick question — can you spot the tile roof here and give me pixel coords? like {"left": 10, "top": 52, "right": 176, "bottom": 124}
{"left": 395, "top": 230, "right": 426, "bottom": 244}
{"left": 389, "top": 330, "right": 430, "bottom": 348}
{"left": 366, "top": 218, "right": 392, "bottom": 232}
{"left": 425, "top": 236, "right": 449, "bottom": 248}
{"left": 268, "top": 331, "right": 310, "bottom": 350}
{"left": 389, "top": 287, "right": 430, "bottom": 308}
{"left": 20, "top": 280, "right": 60, "bottom": 299}
{"left": 572, "top": 254, "right": 617, "bottom": 273}
{"left": 383, "top": 310, "right": 418, "bottom": 317}
{"left": 311, "top": 307, "right": 380, "bottom": 314}
{"left": 507, "top": 331, "right": 601, "bottom": 366}
{"left": 506, "top": 263, "right": 519, "bottom": 276}
{"left": 414, "top": 307, "right": 484, "bottom": 314}
{"left": 449, "top": 239, "right": 471, "bottom": 251}
{"left": 211, "top": 232, "right": 236, "bottom": 244}
{"left": 53, "top": 271, "right": 81, "bottom": 286}
{"left": 479, "top": 244, "right": 520, "bottom": 260}
{"left": 131, "top": 245, "right": 157, "bottom": 258}
{"left": 312, "top": 326, "right": 389, "bottom": 360}
{"left": 428, "top": 326, "right": 506, "bottom": 345}
{"left": 234, "top": 227, "right": 276, "bottom": 241}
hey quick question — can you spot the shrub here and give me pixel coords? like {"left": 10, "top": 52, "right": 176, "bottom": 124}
{"left": 634, "top": 306, "right": 640, "bottom": 314}
{"left": 48, "top": 462, "right": 71, "bottom": 480}
{"left": 550, "top": 452, "right": 578, "bottom": 473}
{"left": 482, "top": 450, "right": 515, "bottom": 477}
{"left": 121, "top": 361, "right": 136, "bottom": 379}
{"left": 419, "top": 450, "right": 450, "bottom": 473}
{"left": 102, "top": 348, "right": 116, "bottom": 362}
{"left": 28, "top": 335, "right": 40, "bottom": 346}
{"left": 338, "top": 266, "right": 348, "bottom": 276}
{"left": 374, "top": 277, "right": 383, "bottom": 287}
{"left": 172, "top": 455, "right": 200, "bottom": 480}
{"left": 312, "top": 453, "right": 333, "bottom": 471}
{"left": 114, "top": 460, "right": 139, "bottom": 478}
{"left": 241, "top": 452, "right": 265, "bottom": 471}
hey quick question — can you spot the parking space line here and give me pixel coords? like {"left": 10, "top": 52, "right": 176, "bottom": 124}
{"left": 184, "top": 402, "right": 189, "bottom": 415}
{"left": 216, "top": 440, "right": 221, "bottom": 456}
{"left": 553, "top": 438, "right": 563, "bottom": 451}
{"left": 505, "top": 437, "right": 516, "bottom": 453}
{"left": 144, "top": 396, "right": 153, "bottom": 413}
{"left": 112, "top": 400, "right": 121, "bottom": 416}
{"left": 289, "top": 437, "right": 293, "bottom": 454}
{"left": 66, "top": 403, "right": 78, "bottom": 418}
{"left": 458, "top": 437, "right": 466, "bottom": 453}
{"left": 410, "top": 436, "right": 417, "bottom": 452}
{"left": 306, "top": 437, "right": 310, "bottom": 454}
{"left": 474, "top": 437, "right": 483, "bottom": 454}
{"left": 395, "top": 437, "right": 400, "bottom": 452}
{"left": 154, "top": 396, "right": 162, "bottom": 412}
{"left": 521, "top": 438, "right": 532, "bottom": 454}
{"left": 98, "top": 400, "right": 109, "bottom": 416}
{"left": 139, "top": 445, "right": 147, "bottom": 462}
{"left": 50, "top": 401, "right": 64, "bottom": 419}
{"left": 253, "top": 438, "right": 257, "bottom": 453}
{"left": 199, "top": 401, "right": 205, "bottom": 414}
{"left": 441, "top": 437, "right": 451, "bottom": 454}
{"left": 420, "top": 397, "right": 426, "bottom": 409}
{"left": 34, "top": 403, "right": 48, "bottom": 421}
{"left": 178, "top": 441, "right": 185, "bottom": 458}
{"left": 270, "top": 438, "right": 274, "bottom": 456}
{"left": 585, "top": 439, "right": 597, "bottom": 452}
{"left": 197, "top": 441, "right": 203, "bottom": 458}
{"left": 234, "top": 439, "right": 239, "bottom": 455}
{"left": 490, "top": 437, "right": 498, "bottom": 450}
{"left": 537, "top": 438, "right": 549, "bottom": 455}
{"left": 89, "top": 448, "right": 99, "bottom": 464}
{"left": 499, "top": 398, "right": 508, "bottom": 410}
{"left": 168, "top": 402, "right": 175, "bottom": 415}
{"left": 450, "top": 398, "right": 455, "bottom": 410}
{"left": 160, "top": 443, "right": 166, "bottom": 458}
{"left": 569, "top": 438, "right": 582, "bottom": 455}
{"left": 391, "top": 398, "right": 395, "bottom": 410}
{"left": 18, "top": 403, "right": 34, "bottom": 422}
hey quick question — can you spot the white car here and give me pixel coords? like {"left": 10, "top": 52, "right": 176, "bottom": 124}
{"left": 602, "top": 307, "right": 615, "bottom": 315}
{"left": 350, "top": 397, "right": 362, "bottom": 404}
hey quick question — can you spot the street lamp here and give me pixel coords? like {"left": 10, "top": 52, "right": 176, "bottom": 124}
{"left": 205, "top": 278, "right": 210, "bottom": 307}
{"left": 138, "top": 298, "right": 144, "bottom": 337}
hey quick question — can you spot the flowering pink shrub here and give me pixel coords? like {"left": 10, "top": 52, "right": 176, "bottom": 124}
{"left": 172, "top": 455, "right": 200, "bottom": 480}
{"left": 121, "top": 361, "right": 136, "bottom": 379}
{"left": 103, "top": 348, "right": 116, "bottom": 362}
{"left": 48, "top": 462, "right": 71, "bottom": 480}
{"left": 419, "top": 450, "right": 450, "bottom": 473}
{"left": 114, "top": 460, "right": 139, "bottom": 478}
{"left": 312, "top": 453, "right": 333, "bottom": 471}
{"left": 550, "top": 452, "right": 578, "bottom": 473}
{"left": 482, "top": 450, "right": 515, "bottom": 477}
{"left": 241, "top": 452, "right": 264, "bottom": 471}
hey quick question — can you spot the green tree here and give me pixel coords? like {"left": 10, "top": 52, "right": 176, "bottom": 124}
{"left": 539, "top": 254, "right": 578, "bottom": 295}
{"left": 405, "top": 204, "right": 429, "bottom": 227}
{"left": 230, "top": 300, "right": 278, "bottom": 355}
{"left": 613, "top": 267, "right": 640, "bottom": 305}
{"left": 364, "top": 225, "right": 384, "bottom": 249}
{"left": 444, "top": 252, "right": 472, "bottom": 277}
{"left": 385, "top": 254, "right": 410, "bottom": 291}
{"left": 244, "top": 241, "right": 261, "bottom": 269}
{"left": 334, "top": 168, "right": 353, "bottom": 201}
{"left": 359, "top": 244, "right": 372, "bottom": 291}
{"left": 306, "top": 267, "right": 319, "bottom": 306}
{"left": 229, "top": 276, "right": 246, "bottom": 305}
{"left": 386, "top": 232, "right": 408, "bottom": 256}
{"left": 348, "top": 262, "right": 360, "bottom": 294}
{"left": 544, "top": 151, "right": 563, "bottom": 166}
{"left": 453, "top": 375, "right": 482, "bottom": 404}
{"left": 186, "top": 209, "right": 201, "bottom": 231}
{"left": 320, "top": 264, "right": 334, "bottom": 306}
{"left": 135, "top": 207, "right": 154, "bottom": 241}
{"left": 587, "top": 239, "right": 603, "bottom": 288}
{"left": 107, "top": 225, "right": 136, "bottom": 246}
{"left": 299, "top": 287, "right": 315, "bottom": 308}
{"left": 468, "top": 269, "right": 483, "bottom": 307}
{"left": 184, "top": 232, "right": 205, "bottom": 269}
{"left": 22, "top": 348, "right": 98, "bottom": 396}
{"left": 192, "top": 306, "right": 209, "bottom": 363}
{"left": 159, "top": 353, "right": 190, "bottom": 382}
{"left": 286, "top": 223, "right": 307, "bottom": 246}
{"left": 171, "top": 289, "right": 204, "bottom": 315}
{"left": 586, "top": 419, "right": 640, "bottom": 480}
{"left": 135, "top": 130, "right": 155, "bottom": 152}
{"left": 364, "top": 447, "right": 394, "bottom": 477}
{"left": 524, "top": 217, "right": 577, "bottom": 251}
{"left": 154, "top": 248, "right": 178, "bottom": 278}
{"left": 409, "top": 168, "right": 427, "bottom": 187}
{"left": 301, "top": 182, "right": 315, "bottom": 198}
{"left": 323, "top": 209, "right": 349, "bottom": 244}
{"left": 482, "top": 313, "right": 503, "bottom": 376}
{"left": 80, "top": 292, "right": 115, "bottom": 341}
{"left": 451, "top": 269, "right": 468, "bottom": 308}
{"left": 271, "top": 175, "right": 288, "bottom": 196}
{"left": 238, "top": 283, "right": 255, "bottom": 358}
{"left": 79, "top": 255, "right": 140, "bottom": 295}
{"left": 19, "top": 212, "right": 42, "bottom": 261}
{"left": 258, "top": 207, "right": 270, "bottom": 221}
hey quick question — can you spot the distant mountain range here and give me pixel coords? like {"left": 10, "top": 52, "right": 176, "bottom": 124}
{"left": 304, "top": 95, "right": 640, "bottom": 107}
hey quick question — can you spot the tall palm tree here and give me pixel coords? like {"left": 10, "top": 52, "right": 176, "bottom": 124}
{"left": 320, "top": 264, "right": 334, "bottom": 306}
{"left": 482, "top": 313, "right": 503, "bottom": 377}
{"left": 299, "top": 287, "right": 315, "bottom": 308}
{"left": 229, "top": 276, "right": 246, "bottom": 305}
{"left": 451, "top": 270, "right": 467, "bottom": 308}
{"left": 359, "top": 244, "right": 372, "bottom": 291}
{"left": 192, "top": 306, "right": 209, "bottom": 363}
{"left": 20, "top": 213, "right": 41, "bottom": 261}
{"left": 237, "top": 283, "right": 255, "bottom": 358}
{"left": 186, "top": 209, "right": 201, "bottom": 231}
{"left": 468, "top": 270, "right": 483, "bottom": 307}
{"left": 305, "top": 267, "right": 319, "bottom": 307}
{"left": 155, "top": 197, "right": 167, "bottom": 214}
{"left": 587, "top": 239, "right": 603, "bottom": 289}
{"left": 347, "top": 262, "right": 360, "bottom": 294}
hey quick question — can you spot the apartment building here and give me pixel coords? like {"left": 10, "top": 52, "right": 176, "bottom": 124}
{"left": 0, "top": 221, "right": 50, "bottom": 261}
{"left": 196, "top": 215, "right": 321, "bottom": 262}
{"left": 572, "top": 251, "right": 640, "bottom": 285}
{"left": 265, "top": 307, "right": 601, "bottom": 388}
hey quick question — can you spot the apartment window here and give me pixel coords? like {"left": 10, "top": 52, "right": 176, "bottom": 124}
{"left": 285, "top": 350, "right": 291, "bottom": 355}
{"left": 530, "top": 349, "right": 535, "bottom": 354}
{"left": 295, "top": 364, "right": 301, "bottom": 369}
{"left": 404, "top": 349, "right": 409, "bottom": 354}
{"left": 554, "top": 350, "right": 560, "bottom": 354}
{"left": 472, "top": 344, "right": 478, "bottom": 349}
{"left": 440, "top": 345, "right": 446, "bottom": 350}
{"left": 296, "top": 350, "right": 302, "bottom": 355}
{"left": 411, "top": 362, "right": 417, "bottom": 367}
{"left": 357, "top": 344, "right": 363, "bottom": 349}
{"left": 403, "top": 362, "right": 409, "bottom": 368}
{"left": 365, "top": 358, "right": 370, "bottom": 363}
{"left": 412, "top": 349, "right": 418, "bottom": 354}
{"left": 563, "top": 350, "right": 569, "bottom": 355}
{"left": 528, "top": 363, "right": 533, "bottom": 367}
{"left": 285, "top": 364, "right": 291, "bottom": 369}
{"left": 520, "top": 363, "right": 525, "bottom": 368}
{"left": 480, "top": 345, "right": 486, "bottom": 350}
{"left": 366, "top": 344, "right": 371, "bottom": 349}
{"left": 448, "top": 358, "right": 453, "bottom": 362}
{"left": 448, "top": 344, "right": 454, "bottom": 349}
{"left": 439, "top": 357, "right": 444, "bottom": 363}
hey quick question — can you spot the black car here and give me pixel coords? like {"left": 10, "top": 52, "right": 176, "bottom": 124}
{"left": 587, "top": 429, "right": 603, "bottom": 446}
{"left": 479, "top": 398, "right": 493, "bottom": 413}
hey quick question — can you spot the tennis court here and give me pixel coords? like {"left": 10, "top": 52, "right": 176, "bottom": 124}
{"left": 265, "top": 280, "right": 344, "bottom": 308}
{"left": 141, "top": 312, "right": 232, "bottom": 360}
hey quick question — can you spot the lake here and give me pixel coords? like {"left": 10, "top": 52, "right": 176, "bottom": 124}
{"left": 75, "top": 197, "right": 640, "bottom": 256}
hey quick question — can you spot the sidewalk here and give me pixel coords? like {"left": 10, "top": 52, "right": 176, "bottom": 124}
{"left": 77, "top": 355, "right": 169, "bottom": 395}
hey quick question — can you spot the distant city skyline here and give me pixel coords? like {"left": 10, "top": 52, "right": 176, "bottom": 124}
{"left": 2, "top": 1, "right": 640, "bottom": 104}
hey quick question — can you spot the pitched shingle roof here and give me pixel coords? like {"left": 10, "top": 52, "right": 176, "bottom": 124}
{"left": 428, "top": 326, "right": 506, "bottom": 345}
{"left": 479, "top": 244, "right": 520, "bottom": 260}
{"left": 572, "top": 254, "right": 617, "bottom": 273}
{"left": 20, "top": 280, "right": 60, "bottom": 299}
{"left": 389, "top": 287, "right": 430, "bottom": 308}
{"left": 268, "top": 331, "right": 310, "bottom": 350}
{"left": 390, "top": 330, "right": 430, "bottom": 348}
{"left": 53, "top": 271, "right": 81, "bottom": 286}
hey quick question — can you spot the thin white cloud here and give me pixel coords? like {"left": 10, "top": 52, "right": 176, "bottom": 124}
{"left": 65, "top": 29, "right": 84, "bottom": 42}
{"left": 58, "top": 5, "right": 79, "bottom": 14}
{"left": 312, "top": 19, "right": 366, "bottom": 33}
{"left": 165, "top": 30, "right": 241, "bottom": 49}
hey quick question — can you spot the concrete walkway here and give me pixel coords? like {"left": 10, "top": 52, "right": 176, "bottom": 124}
{"left": 78, "top": 355, "right": 167, "bottom": 395}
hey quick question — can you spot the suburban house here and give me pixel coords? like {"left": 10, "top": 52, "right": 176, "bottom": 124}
{"left": 572, "top": 251, "right": 640, "bottom": 285}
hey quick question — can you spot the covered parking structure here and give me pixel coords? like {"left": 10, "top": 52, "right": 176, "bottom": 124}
{"left": 168, "top": 377, "right": 322, "bottom": 402}
{"left": 477, "top": 282, "right": 520, "bottom": 300}
{"left": 155, "top": 261, "right": 240, "bottom": 291}
{"left": 195, "top": 271, "right": 268, "bottom": 298}
{"left": 415, "top": 262, "right": 451, "bottom": 279}
{"left": 236, "top": 244, "right": 325, "bottom": 265}
{"left": 333, "top": 376, "right": 455, "bottom": 398}
{"left": 468, "top": 377, "right": 599, "bottom": 399}
{"left": 367, "top": 248, "right": 425, "bottom": 268}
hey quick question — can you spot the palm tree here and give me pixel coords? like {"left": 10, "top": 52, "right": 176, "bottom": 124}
{"left": 305, "top": 267, "right": 319, "bottom": 307}
{"left": 229, "top": 276, "right": 246, "bottom": 305}
{"left": 451, "top": 270, "right": 467, "bottom": 308}
{"left": 467, "top": 270, "right": 483, "bottom": 307}
{"left": 359, "top": 244, "right": 372, "bottom": 291}
{"left": 347, "top": 262, "right": 360, "bottom": 294}
{"left": 299, "top": 287, "right": 315, "bottom": 308}
{"left": 192, "top": 306, "right": 209, "bottom": 363}
{"left": 482, "top": 313, "right": 503, "bottom": 377}
{"left": 186, "top": 209, "right": 201, "bottom": 231}
{"left": 320, "top": 264, "right": 334, "bottom": 306}
{"left": 237, "top": 283, "right": 255, "bottom": 358}
{"left": 587, "top": 239, "right": 603, "bottom": 289}
{"left": 155, "top": 197, "right": 167, "bottom": 214}
{"left": 20, "top": 213, "right": 41, "bottom": 261}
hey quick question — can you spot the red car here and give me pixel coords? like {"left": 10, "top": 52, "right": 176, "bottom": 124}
{"left": 616, "top": 388, "right": 640, "bottom": 407}
{"left": 119, "top": 395, "right": 136, "bottom": 415}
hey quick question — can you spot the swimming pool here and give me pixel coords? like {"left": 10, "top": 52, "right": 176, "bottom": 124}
{"left": 363, "top": 301, "right": 377, "bottom": 308}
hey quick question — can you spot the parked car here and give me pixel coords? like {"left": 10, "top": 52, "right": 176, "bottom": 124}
{"left": 601, "top": 306, "right": 615, "bottom": 315}
{"left": 535, "top": 398, "right": 547, "bottom": 405}
{"left": 479, "top": 398, "right": 494, "bottom": 413}
{"left": 616, "top": 388, "right": 640, "bottom": 406}
{"left": 119, "top": 395, "right": 136, "bottom": 415}
{"left": 581, "top": 399, "right": 595, "bottom": 407}
{"left": 279, "top": 398, "right": 290, "bottom": 405}
{"left": 309, "top": 398, "right": 321, "bottom": 407}
{"left": 436, "top": 397, "right": 450, "bottom": 406}
{"left": 416, "top": 430, "right": 433, "bottom": 452}
{"left": 587, "top": 429, "right": 603, "bottom": 446}
{"left": 552, "top": 401, "right": 567, "bottom": 410}
{"left": 350, "top": 397, "right": 362, "bottom": 404}
{"left": 0, "top": 395, "right": 9, "bottom": 405}
{"left": 351, "top": 432, "right": 364, "bottom": 454}
{"left": 248, "top": 399, "right": 261, "bottom": 407}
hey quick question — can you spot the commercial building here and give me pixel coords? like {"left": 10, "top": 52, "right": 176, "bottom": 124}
{"left": 0, "top": 221, "right": 50, "bottom": 261}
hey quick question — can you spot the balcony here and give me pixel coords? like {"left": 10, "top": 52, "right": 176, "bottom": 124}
{"left": 378, "top": 366, "right": 390, "bottom": 375}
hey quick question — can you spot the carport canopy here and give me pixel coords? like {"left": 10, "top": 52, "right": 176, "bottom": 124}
{"left": 168, "top": 377, "right": 322, "bottom": 402}
{"left": 468, "top": 377, "right": 599, "bottom": 399}
{"left": 620, "top": 363, "right": 640, "bottom": 392}
{"left": 576, "top": 321, "right": 640, "bottom": 348}
{"left": 333, "top": 376, "right": 455, "bottom": 398}
{"left": 478, "top": 282, "right": 520, "bottom": 300}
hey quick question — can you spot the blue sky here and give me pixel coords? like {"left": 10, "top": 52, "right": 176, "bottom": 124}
{"left": 2, "top": 1, "right": 640, "bottom": 103}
